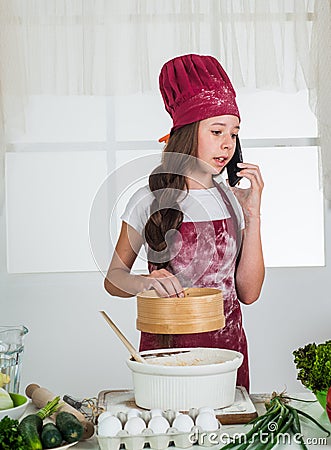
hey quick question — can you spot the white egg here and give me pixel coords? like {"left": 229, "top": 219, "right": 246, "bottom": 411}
{"left": 97, "top": 411, "right": 113, "bottom": 424}
{"left": 140, "top": 410, "right": 151, "bottom": 423}
{"left": 195, "top": 412, "right": 219, "bottom": 431}
{"left": 148, "top": 416, "right": 170, "bottom": 434}
{"left": 163, "top": 409, "right": 178, "bottom": 424}
{"left": 172, "top": 414, "right": 194, "bottom": 432}
{"left": 127, "top": 408, "right": 141, "bottom": 419}
{"left": 150, "top": 408, "right": 164, "bottom": 417}
{"left": 98, "top": 415, "right": 123, "bottom": 437}
{"left": 198, "top": 407, "right": 215, "bottom": 416}
{"left": 124, "top": 417, "right": 146, "bottom": 435}
{"left": 117, "top": 411, "right": 128, "bottom": 426}
{"left": 188, "top": 407, "right": 199, "bottom": 421}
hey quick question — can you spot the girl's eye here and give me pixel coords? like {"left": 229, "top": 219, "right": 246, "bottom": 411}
{"left": 211, "top": 131, "right": 238, "bottom": 138}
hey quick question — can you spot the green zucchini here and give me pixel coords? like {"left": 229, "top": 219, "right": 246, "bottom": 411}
{"left": 18, "top": 414, "right": 43, "bottom": 450}
{"left": 55, "top": 411, "right": 84, "bottom": 443}
{"left": 41, "top": 422, "right": 63, "bottom": 448}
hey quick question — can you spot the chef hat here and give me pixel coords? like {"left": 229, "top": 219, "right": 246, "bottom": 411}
{"left": 159, "top": 54, "right": 240, "bottom": 133}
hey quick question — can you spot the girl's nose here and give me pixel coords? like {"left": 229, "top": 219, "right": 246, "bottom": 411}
{"left": 221, "top": 133, "right": 234, "bottom": 149}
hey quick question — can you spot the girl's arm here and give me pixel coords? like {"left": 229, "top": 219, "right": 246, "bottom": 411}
{"left": 231, "top": 162, "right": 265, "bottom": 304}
{"left": 104, "top": 222, "right": 184, "bottom": 298}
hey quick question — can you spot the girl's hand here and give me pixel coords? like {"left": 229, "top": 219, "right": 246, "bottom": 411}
{"left": 230, "top": 162, "right": 264, "bottom": 219}
{"left": 141, "top": 269, "right": 185, "bottom": 298}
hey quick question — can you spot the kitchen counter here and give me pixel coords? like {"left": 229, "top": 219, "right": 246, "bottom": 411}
{"left": 24, "top": 392, "right": 331, "bottom": 449}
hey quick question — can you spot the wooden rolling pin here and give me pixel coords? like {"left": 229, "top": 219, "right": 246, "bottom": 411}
{"left": 26, "top": 384, "right": 95, "bottom": 439}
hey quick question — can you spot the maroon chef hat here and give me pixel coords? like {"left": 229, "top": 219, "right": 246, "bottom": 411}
{"left": 159, "top": 54, "right": 240, "bottom": 133}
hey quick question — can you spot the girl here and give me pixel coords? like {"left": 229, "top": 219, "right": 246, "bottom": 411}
{"left": 104, "top": 54, "right": 264, "bottom": 390}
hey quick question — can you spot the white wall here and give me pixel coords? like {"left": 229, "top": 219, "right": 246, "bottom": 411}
{"left": 1, "top": 200, "right": 330, "bottom": 399}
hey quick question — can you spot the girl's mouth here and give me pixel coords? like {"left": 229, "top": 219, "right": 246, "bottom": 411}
{"left": 213, "top": 157, "right": 226, "bottom": 167}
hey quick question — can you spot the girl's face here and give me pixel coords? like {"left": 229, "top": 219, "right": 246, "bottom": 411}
{"left": 196, "top": 115, "right": 240, "bottom": 175}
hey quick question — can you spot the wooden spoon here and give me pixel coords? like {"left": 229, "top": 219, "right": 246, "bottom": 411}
{"left": 99, "top": 310, "right": 147, "bottom": 364}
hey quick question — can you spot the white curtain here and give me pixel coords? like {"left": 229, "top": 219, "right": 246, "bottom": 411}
{"left": 0, "top": 0, "right": 330, "bottom": 199}
{"left": 309, "top": 0, "right": 331, "bottom": 200}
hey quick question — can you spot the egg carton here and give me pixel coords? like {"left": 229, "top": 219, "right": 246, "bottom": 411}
{"left": 97, "top": 408, "right": 223, "bottom": 450}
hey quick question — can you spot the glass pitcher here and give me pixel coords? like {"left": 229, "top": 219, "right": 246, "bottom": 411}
{"left": 0, "top": 326, "right": 29, "bottom": 393}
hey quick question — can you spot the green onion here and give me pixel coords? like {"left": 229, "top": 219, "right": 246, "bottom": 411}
{"left": 220, "top": 391, "right": 330, "bottom": 449}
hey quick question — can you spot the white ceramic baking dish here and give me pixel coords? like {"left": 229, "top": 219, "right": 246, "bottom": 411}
{"left": 126, "top": 347, "right": 243, "bottom": 411}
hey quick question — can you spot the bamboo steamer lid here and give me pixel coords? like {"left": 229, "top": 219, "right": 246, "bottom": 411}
{"left": 136, "top": 287, "right": 225, "bottom": 334}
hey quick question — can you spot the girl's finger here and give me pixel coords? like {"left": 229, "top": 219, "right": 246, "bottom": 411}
{"left": 162, "top": 278, "right": 184, "bottom": 297}
{"left": 150, "top": 270, "right": 184, "bottom": 297}
{"left": 157, "top": 278, "right": 182, "bottom": 297}
{"left": 160, "top": 270, "right": 184, "bottom": 296}
{"left": 237, "top": 168, "right": 264, "bottom": 188}
{"left": 157, "top": 269, "right": 184, "bottom": 296}
{"left": 237, "top": 163, "right": 263, "bottom": 182}
{"left": 237, "top": 162, "right": 259, "bottom": 170}
{"left": 150, "top": 279, "right": 171, "bottom": 297}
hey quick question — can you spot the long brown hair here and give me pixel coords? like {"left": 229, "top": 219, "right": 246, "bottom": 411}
{"left": 144, "top": 122, "right": 199, "bottom": 269}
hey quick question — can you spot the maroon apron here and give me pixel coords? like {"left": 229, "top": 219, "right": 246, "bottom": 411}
{"left": 139, "top": 182, "right": 249, "bottom": 391}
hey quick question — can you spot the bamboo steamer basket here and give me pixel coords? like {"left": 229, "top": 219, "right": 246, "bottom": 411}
{"left": 136, "top": 287, "right": 225, "bottom": 334}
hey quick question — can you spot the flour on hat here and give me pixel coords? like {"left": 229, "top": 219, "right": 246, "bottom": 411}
{"left": 159, "top": 54, "right": 240, "bottom": 132}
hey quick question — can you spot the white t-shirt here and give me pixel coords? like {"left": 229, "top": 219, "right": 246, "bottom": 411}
{"left": 121, "top": 181, "right": 244, "bottom": 237}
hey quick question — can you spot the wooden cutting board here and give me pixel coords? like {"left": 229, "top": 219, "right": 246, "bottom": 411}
{"left": 97, "top": 386, "right": 257, "bottom": 425}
